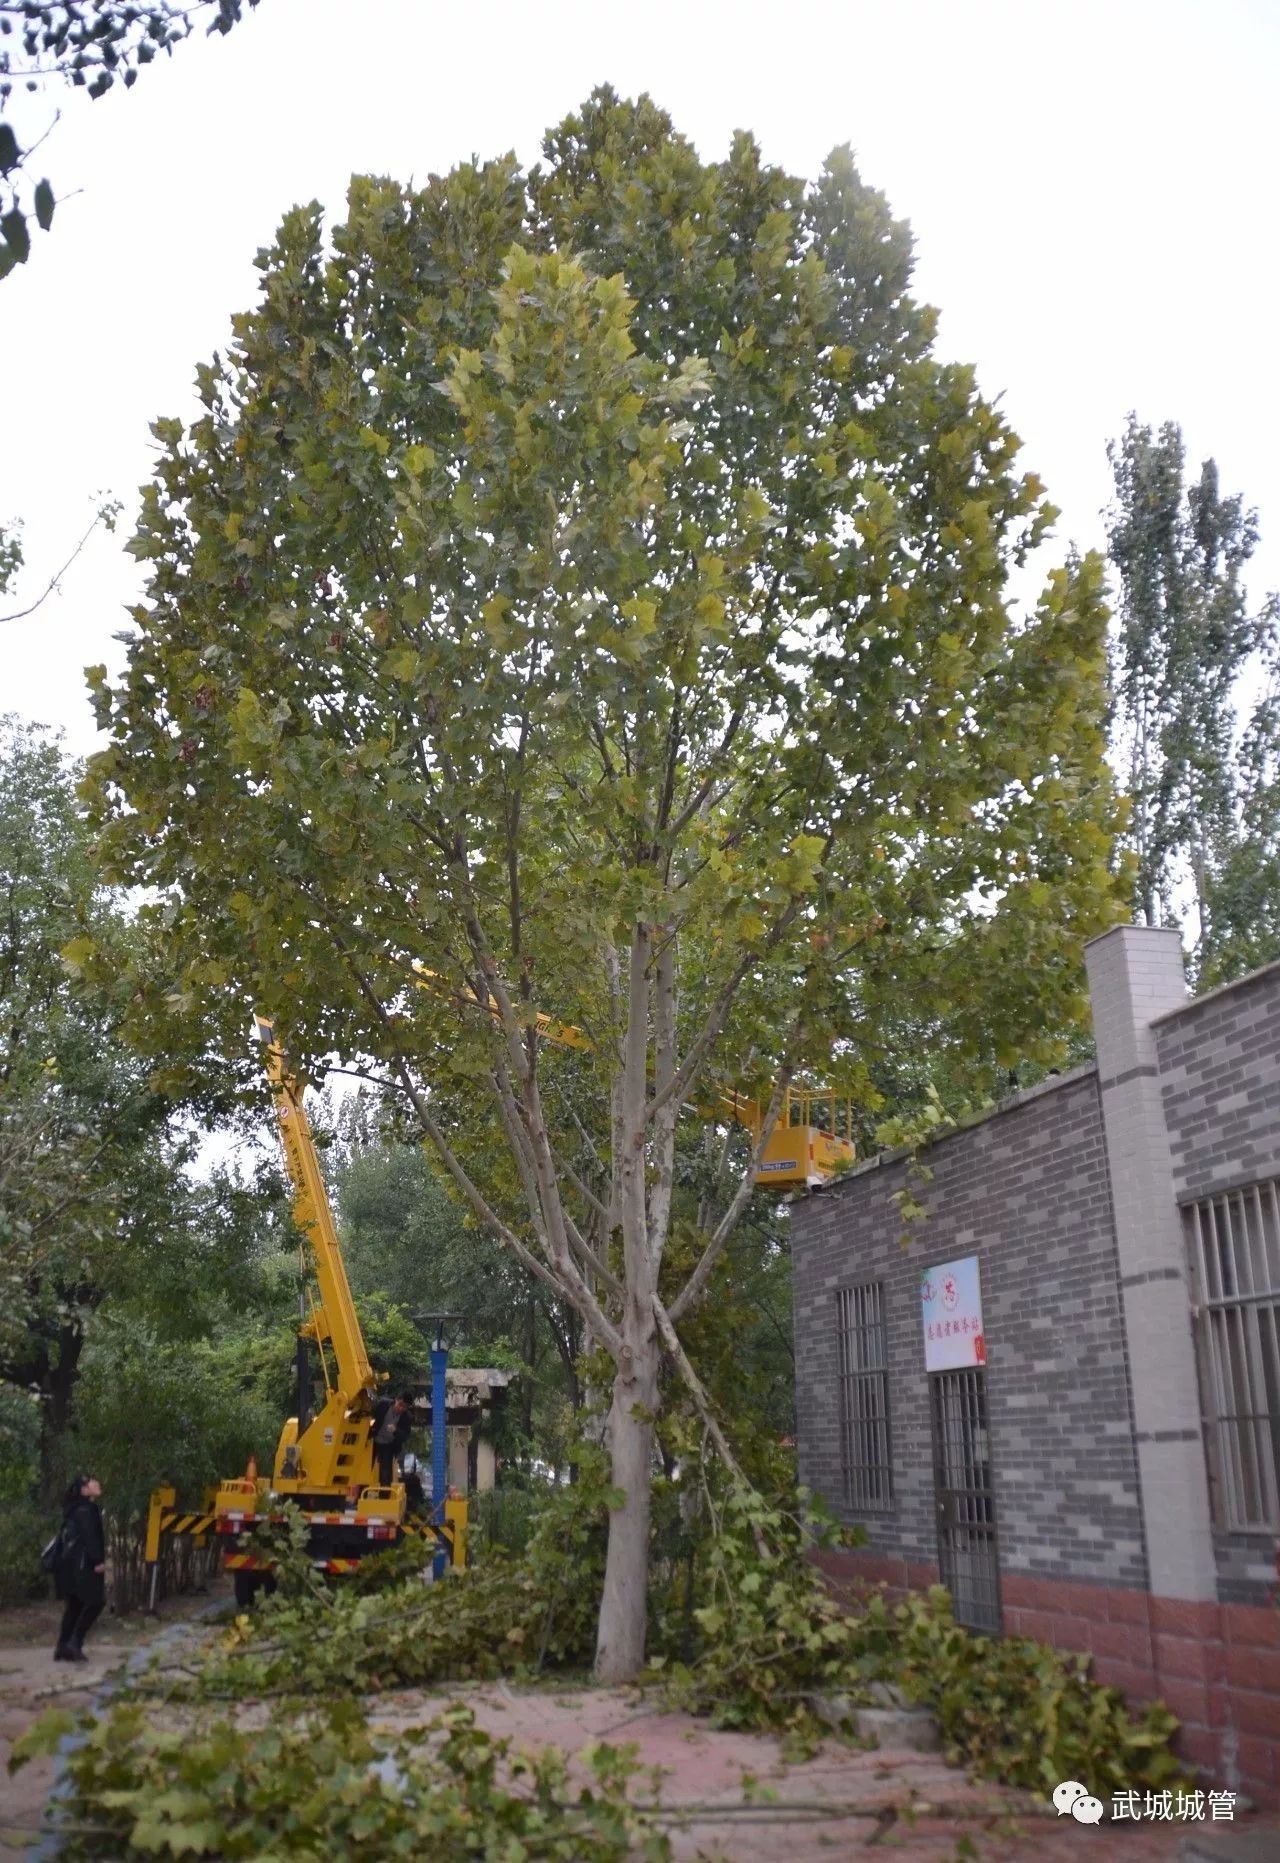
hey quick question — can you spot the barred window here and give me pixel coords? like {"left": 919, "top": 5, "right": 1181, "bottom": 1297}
{"left": 1185, "top": 1179, "right": 1280, "bottom": 1532}
{"left": 836, "top": 1281, "right": 893, "bottom": 1510}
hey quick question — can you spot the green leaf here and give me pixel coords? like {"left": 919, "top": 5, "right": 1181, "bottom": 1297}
{"left": 1, "top": 208, "right": 30, "bottom": 265}
{"left": 0, "top": 125, "right": 19, "bottom": 175}
{"left": 8, "top": 1709, "right": 77, "bottom": 1772}
{"left": 480, "top": 595, "right": 512, "bottom": 641}
{"left": 60, "top": 936, "right": 98, "bottom": 974}
{"left": 34, "top": 178, "right": 54, "bottom": 233}
{"left": 382, "top": 647, "right": 418, "bottom": 682}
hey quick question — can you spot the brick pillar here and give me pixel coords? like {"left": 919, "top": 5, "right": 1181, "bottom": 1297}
{"left": 1084, "top": 925, "right": 1216, "bottom": 1600}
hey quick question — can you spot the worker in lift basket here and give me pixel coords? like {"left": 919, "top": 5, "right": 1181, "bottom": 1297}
{"left": 370, "top": 1391, "right": 414, "bottom": 1487}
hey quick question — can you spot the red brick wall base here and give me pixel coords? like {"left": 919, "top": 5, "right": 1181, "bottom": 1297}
{"left": 812, "top": 1550, "right": 1280, "bottom": 1807}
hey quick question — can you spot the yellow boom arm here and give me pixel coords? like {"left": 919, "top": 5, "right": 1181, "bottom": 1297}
{"left": 254, "top": 1016, "right": 387, "bottom": 1495}
{"left": 256, "top": 1015, "right": 374, "bottom": 1397}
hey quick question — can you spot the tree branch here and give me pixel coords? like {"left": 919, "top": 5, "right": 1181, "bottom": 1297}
{"left": 646, "top": 922, "right": 679, "bottom": 1260}
{"left": 390, "top": 1056, "right": 579, "bottom": 1316}
{"left": 487, "top": 1050, "right": 624, "bottom": 1345}
{"left": 644, "top": 899, "right": 799, "bottom": 1129}
{"left": 652, "top": 1297, "right": 767, "bottom": 1555}
{"left": 668, "top": 1057, "right": 797, "bottom": 1324}
{"left": 0, "top": 505, "right": 115, "bottom": 625}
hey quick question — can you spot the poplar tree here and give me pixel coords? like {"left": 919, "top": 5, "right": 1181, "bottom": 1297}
{"left": 1105, "top": 415, "right": 1277, "bottom": 956}
{"left": 1198, "top": 652, "right": 1280, "bottom": 982}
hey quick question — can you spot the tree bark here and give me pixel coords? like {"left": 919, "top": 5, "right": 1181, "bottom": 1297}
{"left": 593, "top": 1315, "right": 659, "bottom": 1683}
{"left": 594, "top": 926, "right": 659, "bottom": 1684}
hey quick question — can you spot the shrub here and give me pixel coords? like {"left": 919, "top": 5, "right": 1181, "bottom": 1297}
{"left": 0, "top": 1383, "right": 39, "bottom": 1501}
{"left": 468, "top": 1484, "right": 549, "bottom": 1558}
{"left": 0, "top": 1496, "right": 49, "bottom": 1607}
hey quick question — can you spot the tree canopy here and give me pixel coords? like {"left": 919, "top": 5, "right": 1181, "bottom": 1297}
{"left": 85, "top": 89, "right": 1125, "bottom": 1677}
{"left": 1106, "top": 414, "right": 1279, "bottom": 974}
{"left": 0, "top": 716, "right": 285, "bottom": 1525}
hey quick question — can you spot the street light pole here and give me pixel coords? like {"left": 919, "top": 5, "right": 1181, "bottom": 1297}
{"left": 415, "top": 1312, "right": 463, "bottom": 1579}
{"left": 430, "top": 1328, "right": 448, "bottom": 1577}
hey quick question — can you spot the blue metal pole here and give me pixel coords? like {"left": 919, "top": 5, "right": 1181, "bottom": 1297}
{"left": 430, "top": 1341, "right": 448, "bottom": 1579}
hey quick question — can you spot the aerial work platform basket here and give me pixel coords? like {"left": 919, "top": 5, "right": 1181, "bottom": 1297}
{"left": 723, "top": 1087, "right": 857, "bottom": 1188}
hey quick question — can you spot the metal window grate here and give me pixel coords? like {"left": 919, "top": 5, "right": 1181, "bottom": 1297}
{"left": 1184, "top": 1178, "right": 1280, "bottom": 1533}
{"left": 930, "top": 1368, "right": 1002, "bottom": 1633}
{"left": 836, "top": 1281, "right": 893, "bottom": 1510}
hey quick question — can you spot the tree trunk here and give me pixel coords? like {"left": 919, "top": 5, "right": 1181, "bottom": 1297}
{"left": 594, "top": 927, "right": 660, "bottom": 1684}
{"left": 593, "top": 1323, "right": 660, "bottom": 1683}
{"left": 521, "top": 1297, "right": 537, "bottom": 1440}
{"left": 1191, "top": 836, "right": 1210, "bottom": 954}
{"left": 39, "top": 1320, "right": 83, "bottom": 1504}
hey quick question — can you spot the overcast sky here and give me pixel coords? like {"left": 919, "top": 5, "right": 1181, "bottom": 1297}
{"left": 2, "top": 0, "right": 1277, "bottom": 756}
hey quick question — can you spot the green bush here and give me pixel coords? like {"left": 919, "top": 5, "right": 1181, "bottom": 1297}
{"left": 0, "top": 1383, "right": 39, "bottom": 1502}
{"left": 65, "top": 1316, "right": 279, "bottom": 1610}
{"left": 72, "top": 1322, "right": 278, "bottom": 1521}
{"left": 0, "top": 1384, "right": 45, "bottom": 1606}
{"left": 0, "top": 1495, "right": 50, "bottom": 1606}
{"left": 469, "top": 1483, "right": 550, "bottom": 1557}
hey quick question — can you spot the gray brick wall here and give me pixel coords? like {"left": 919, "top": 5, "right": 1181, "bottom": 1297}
{"left": 1153, "top": 960, "right": 1280, "bottom": 1202}
{"left": 793, "top": 1068, "right": 1150, "bottom": 1590}
{"left": 1213, "top": 1531, "right": 1278, "bottom": 1606}
{"left": 1153, "top": 959, "right": 1280, "bottom": 1605}
{"left": 794, "top": 1160, "right": 938, "bottom": 1569}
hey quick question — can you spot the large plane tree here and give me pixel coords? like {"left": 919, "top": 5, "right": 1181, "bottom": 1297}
{"left": 85, "top": 91, "right": 1123, "bottom": 1680}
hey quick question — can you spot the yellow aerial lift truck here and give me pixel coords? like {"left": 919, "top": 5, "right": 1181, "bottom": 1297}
{"left": 144, "top": 1018, "right": 466, "bottom": 1607}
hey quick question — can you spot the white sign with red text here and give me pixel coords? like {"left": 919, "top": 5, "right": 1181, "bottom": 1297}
{"left": 920, "top": 1254, "right": 985, "bottom": 1372}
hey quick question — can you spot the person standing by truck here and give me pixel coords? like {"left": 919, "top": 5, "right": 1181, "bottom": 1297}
{"left": 52, "top": 1475, "right": 106, "bottom": 1662}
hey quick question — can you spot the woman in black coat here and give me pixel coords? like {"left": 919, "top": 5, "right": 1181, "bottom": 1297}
{"left": 53, "top": 1474, "right": 106, "bottom": 1662}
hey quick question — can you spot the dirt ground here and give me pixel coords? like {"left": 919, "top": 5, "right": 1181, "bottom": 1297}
{"left": 2, "top": 1591, "right": 1277, "bottom": 1860}
{"left": 0, "top": 1582, "right": 230, "bottom": 1853}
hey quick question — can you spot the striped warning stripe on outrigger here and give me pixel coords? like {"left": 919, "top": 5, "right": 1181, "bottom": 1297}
{"left": 160, "top": 1512, "right": 452, "bottom": 1545}
{"left": 159, "top": 1512, "right": 216, "bottom": 1538}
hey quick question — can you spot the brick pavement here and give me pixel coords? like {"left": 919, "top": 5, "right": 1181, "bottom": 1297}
{"left": 377, "top": 1682, "right": 1260, "bottom": 1860}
